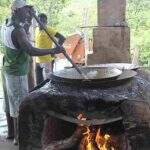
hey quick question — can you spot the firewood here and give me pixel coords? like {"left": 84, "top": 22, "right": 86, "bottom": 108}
{"left": 44, "top": 126, "right": 84, "bottom": 150}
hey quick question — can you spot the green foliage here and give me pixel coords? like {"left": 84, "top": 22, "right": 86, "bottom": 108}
{"left": 0, "top": 0, "right": 149, "bottom": 66}
{"left": 127, "top": 0, "right": 150, "bottom": 66}
{"left": 0, "top": 0, "right": 70, "bottom": 25}
{"left": 0, "top": 1, "right": 10, "bottom": 24}
{"left": 28, "top": 0, "right": 71, "bottom": 26}
{"left": 56, "top": 0, "right": 97, "bottom": 35}
{"left": 0, "top": 0, "right": 10, "bottom": 6}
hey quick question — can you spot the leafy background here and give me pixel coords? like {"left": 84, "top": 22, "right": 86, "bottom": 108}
{"left": 0, "top": 0, "right": 149, "bottom": 66}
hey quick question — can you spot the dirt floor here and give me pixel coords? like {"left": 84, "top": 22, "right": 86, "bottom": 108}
{"left": 0, "top": 136, "right": 18, "bottom": 150}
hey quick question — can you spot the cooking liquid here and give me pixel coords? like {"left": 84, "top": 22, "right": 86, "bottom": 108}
{"left": 55, "top": 67, "right": 122, "bottom": 80}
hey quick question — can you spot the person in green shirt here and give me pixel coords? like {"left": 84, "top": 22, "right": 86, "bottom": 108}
{"left": 1, "top": 0, "right": 64, "bottom": 145}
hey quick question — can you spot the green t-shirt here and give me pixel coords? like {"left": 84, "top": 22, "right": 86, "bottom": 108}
{"left": 3, "top": 46, "right": 30, "bottom": 76}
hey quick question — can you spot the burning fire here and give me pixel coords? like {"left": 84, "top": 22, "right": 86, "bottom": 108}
{"left": 78, "top": 114, "right": 115, "bottom": 150}
{"left": 95, "top": 129, "right": 115, "bottom": 150}
{"left": 82, "top": 127, "right": 115, "bottom": 150}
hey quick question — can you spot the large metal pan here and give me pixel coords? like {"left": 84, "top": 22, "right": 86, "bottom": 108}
{"left": 51, "top": 67, "right": 137, "bottom": 88}
{"left": 52, "top": 67, "right": 122, "bottom": 81}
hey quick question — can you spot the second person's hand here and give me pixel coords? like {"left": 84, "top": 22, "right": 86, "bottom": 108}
{"left": 50, "top": 46, "right": 65, "bottom": 54}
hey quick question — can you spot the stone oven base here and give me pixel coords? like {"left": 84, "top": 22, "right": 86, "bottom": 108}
{"left": 19, "top": 69, "right": 150, "bottom": 150}
{"left": 41, "top": 113, "right": 150, "bottom": 150}
{"left": 42, "top": 116, "right": 130, "bottom": 150}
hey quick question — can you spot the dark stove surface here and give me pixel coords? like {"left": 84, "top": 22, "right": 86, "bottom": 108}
{"left": 38, "top": 73, "right": 148, "bottom": 107}
{"left": 19, "top": 69, "right": 150, "bottom": 150}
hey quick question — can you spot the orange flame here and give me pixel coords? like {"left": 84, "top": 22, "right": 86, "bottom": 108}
{"left": 83, "top": 127, "right": 97, "bottom": 150}
{"left": 83, "top": 127, "right": 115, "bottom": 150}
{"left": 95, "top": 129, "right": 114, "bottom": 150}
{"left": 77, "top": 114, "right": 115, "bottom": 150}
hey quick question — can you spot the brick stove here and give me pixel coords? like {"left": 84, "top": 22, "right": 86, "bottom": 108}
{"left": 19, "top": 68, "right": 150, "bottom": 150}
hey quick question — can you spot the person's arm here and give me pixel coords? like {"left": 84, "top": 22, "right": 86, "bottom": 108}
{"left": 12, "top": 28, "right": 63, "bottom": 56}
{"left": 55, "top": 32, "right": 66, "bottom": 46}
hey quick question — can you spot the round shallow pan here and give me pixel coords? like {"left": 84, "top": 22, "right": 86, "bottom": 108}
{"left": 51, "top": 68, "right": 137, "bottom": 88}
{"left": 52, "top": 67, "right": 122, "bottom": 81}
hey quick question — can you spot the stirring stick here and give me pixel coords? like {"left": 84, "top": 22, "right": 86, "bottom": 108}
{"left": 32, "top": 13, "right": 87, "bottom": 79}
